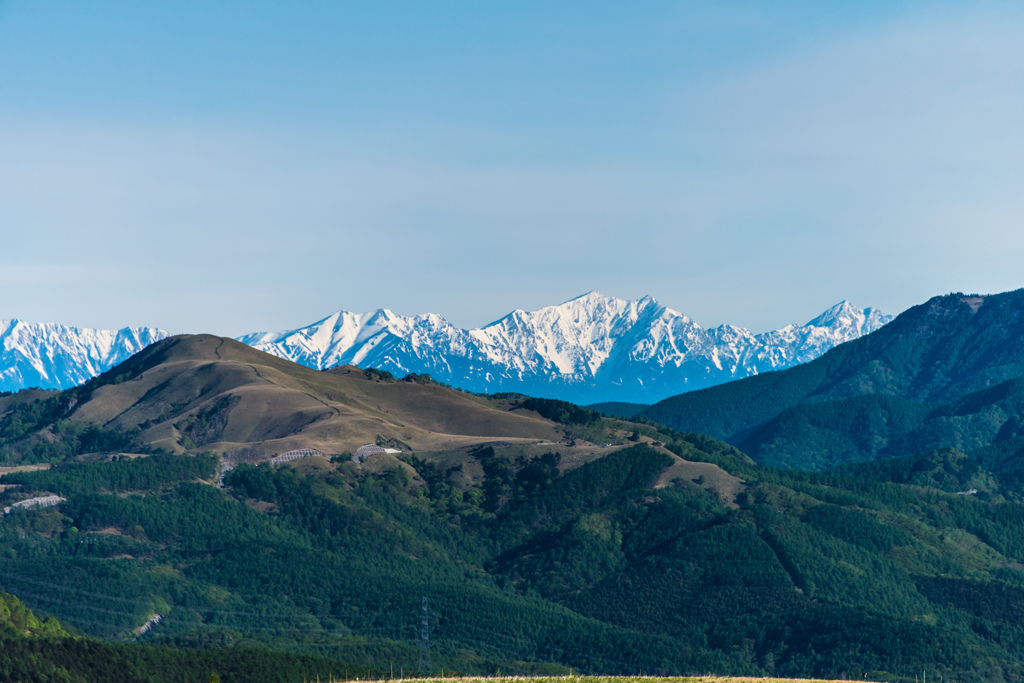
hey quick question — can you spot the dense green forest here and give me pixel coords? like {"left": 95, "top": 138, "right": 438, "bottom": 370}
{"left": 733, "top": 379, "right": 1024, "bottom": 472}
{"left": 6, "top": 418, "right": 1024, "bottom": 681}
{"left": 0, "top": 591, "right": 381, "bottom": 683}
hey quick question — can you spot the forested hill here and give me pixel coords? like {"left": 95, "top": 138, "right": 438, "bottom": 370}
{"left": 6, "top": 411, "right": 1024, "bottom": 680}
{"left": 0, "top": 591, "right": 381, "bottom": 683}
{"left": 640, "top": 290, "right": 1024, "bottom": 469}
{"left": 10, "top": 329, "right": 1024, "bottom": 680}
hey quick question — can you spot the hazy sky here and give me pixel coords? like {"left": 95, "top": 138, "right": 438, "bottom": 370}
{"left": 2, "top": 1, "right": 1022, "bottom": 336}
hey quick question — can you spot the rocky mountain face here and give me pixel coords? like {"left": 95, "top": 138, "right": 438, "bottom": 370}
{"left": 239, "top": 293, "right": 890, "bottom": 404}
{"left": 0, "top": 320, "right": 168, "bottom": 393}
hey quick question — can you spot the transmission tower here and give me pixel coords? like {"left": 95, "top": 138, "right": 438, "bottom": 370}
{"left": 418, "top": 596, "right": 432, "bottom": 674}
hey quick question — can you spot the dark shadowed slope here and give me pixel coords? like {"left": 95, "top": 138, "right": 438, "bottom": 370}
{"left": 642, "top": 290, "right": 1024, "bottom": 441}
{"left": 640, "top": 290, "right": 1024, "bottom": 470}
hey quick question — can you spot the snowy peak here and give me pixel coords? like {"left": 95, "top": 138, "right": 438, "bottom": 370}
{"left": 236, "top": 294, "right": 891, "bottom": 404}
{"left": 806, "top": 300, "right": 886, "bottom": 334}
{"left": 473, "top": 293, "right": 658, "bottom": 375}
{"left": 237, "top": 308, "right": 466, "bottom": 372}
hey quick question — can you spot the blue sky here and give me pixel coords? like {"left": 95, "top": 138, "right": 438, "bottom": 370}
{"left": 1, "top": 1, "right": 1022, "bottom": 335}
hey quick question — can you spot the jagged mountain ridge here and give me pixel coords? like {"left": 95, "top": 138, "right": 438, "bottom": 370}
{"left": 0, "top": 319, "right": 168, "bottom": 392}
{"left": 0, "top": 294, "right": 889, "bottom": 402}
{"left": 239, "top": 292, "right": 891, "bottom": 404}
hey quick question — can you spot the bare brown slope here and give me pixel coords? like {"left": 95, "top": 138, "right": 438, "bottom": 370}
{"left": 70, "top": 335, "right": 561, "bottom": 457}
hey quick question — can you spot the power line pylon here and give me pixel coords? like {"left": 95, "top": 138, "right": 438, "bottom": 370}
{"left": 418, "top": 597, "right": 431, "bottom": 675}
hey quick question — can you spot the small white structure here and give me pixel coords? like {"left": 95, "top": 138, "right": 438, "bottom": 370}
{"left": 3, "top": 495, "right": 65, "bottom": 515}
{"left": 270, "top": 449, "right": 327, "bottom": 466}
{"left": 353, "top": 444, "right": 401, "bottom": 462}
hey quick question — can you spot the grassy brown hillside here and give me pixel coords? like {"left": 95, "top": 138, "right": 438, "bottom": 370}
{"left": 66, "top": 334, "right": 561, "bottom": 458}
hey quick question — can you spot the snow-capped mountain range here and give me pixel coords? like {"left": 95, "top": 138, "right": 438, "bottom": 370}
{"left": 0, "top": 293, "right": 890, "bottom": 404}
{"left": 239, "top": 292, "right": 891, "bottom": 404}
{"left": 0, "top": 320, "right": 168, "bottom": 393}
